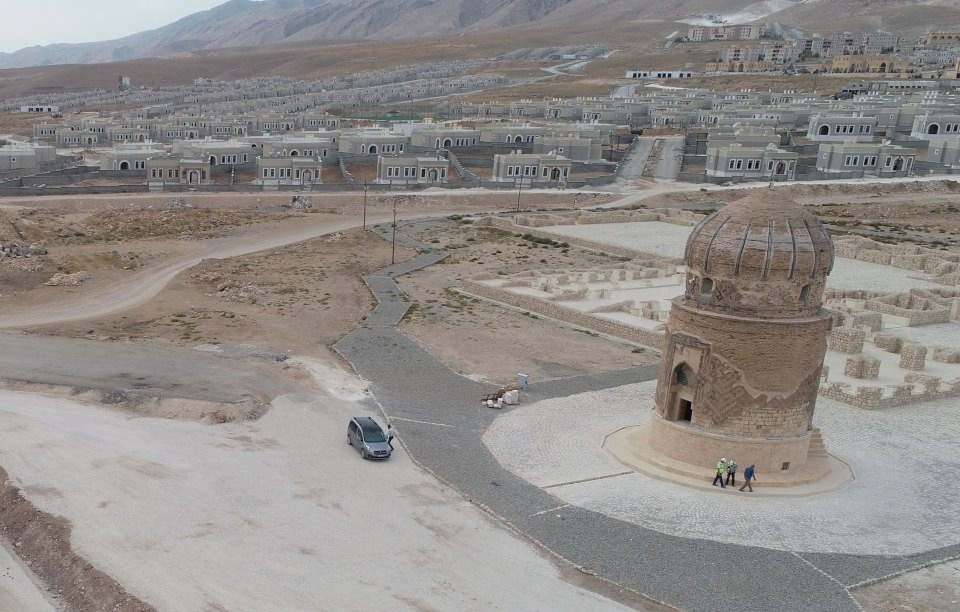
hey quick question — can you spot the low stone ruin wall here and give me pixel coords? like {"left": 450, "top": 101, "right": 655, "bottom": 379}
{"left": 819, "top": 376, "right": 960, "bottom": 409}
{"left": 458, "top": 279, "right": 665, "bottom": 350}
{"left": 864, "top": 294, "right": 951, "bottom": 326}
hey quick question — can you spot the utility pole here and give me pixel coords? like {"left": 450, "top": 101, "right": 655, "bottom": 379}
{"left": 391, "top": 199, "right": 398, "bottom": 264}
{"left": 362, "top": 181, "right": 368, "bottom": 230}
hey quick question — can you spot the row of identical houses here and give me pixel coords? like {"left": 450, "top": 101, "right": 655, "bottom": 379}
{"left": 17, "top": 78, "right": 960, "bottom": 188}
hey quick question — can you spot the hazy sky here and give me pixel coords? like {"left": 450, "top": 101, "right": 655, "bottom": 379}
{"left": 1, "top": 0, "right": 245, "bottom": 53}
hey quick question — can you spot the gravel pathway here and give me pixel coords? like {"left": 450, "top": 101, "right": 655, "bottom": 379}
{"left": 334, "top": 221, "right": 960, "bottom": 612}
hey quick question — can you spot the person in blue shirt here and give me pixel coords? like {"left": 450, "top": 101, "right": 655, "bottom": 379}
{"left": 739, "top": 464, "right": 757, "bottom": 492}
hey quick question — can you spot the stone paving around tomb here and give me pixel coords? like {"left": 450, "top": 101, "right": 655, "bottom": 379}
{"left": 483, "top": 380, "right": 960, "bottom": 556}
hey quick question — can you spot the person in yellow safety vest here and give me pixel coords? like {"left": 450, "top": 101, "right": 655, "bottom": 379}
{"left": 712, "top": 457, "right": 727, "bottom": 488}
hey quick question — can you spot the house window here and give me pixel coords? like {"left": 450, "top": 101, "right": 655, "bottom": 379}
{"left": 735, "top": 159, "right": 743, "bottom": 170}
{"left": 767, "top": 160, "right": 774, "bottom": 171}
{"left": 884, "top": 156, "right": 892, "bottom": 167}
{"left": 263, "top": 168, "right": 270, "bottom": 178}
{"left": 421, "top": 168, "right": 427, "bottom": 178}
{"left": 728, "top": 159, "right": 737, "bottom": 170}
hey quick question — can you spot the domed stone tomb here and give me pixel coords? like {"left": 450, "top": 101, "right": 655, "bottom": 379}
{"left": 649, "top": 192, "right": 835, "bottom": 475}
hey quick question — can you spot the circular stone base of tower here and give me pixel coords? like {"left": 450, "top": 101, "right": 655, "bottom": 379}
{"left": 603, "top": 422, "right": 854, "bottom": 496}
{"left": 647, "top": 414, "right": 815, "bottom": 476}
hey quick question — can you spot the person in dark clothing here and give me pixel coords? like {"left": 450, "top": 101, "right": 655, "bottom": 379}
{"left": 385, "top": 422, "right": 397, "bottom": 450}
{"left": 725, "top": 459, "right": 738, "bottom": 486}
{"left": 739, "top": 464, "right": 757, "bottom": 492}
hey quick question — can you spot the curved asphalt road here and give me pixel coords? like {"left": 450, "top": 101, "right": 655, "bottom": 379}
{"left": 335, "top": 221, "right": 960, "bottom": 612}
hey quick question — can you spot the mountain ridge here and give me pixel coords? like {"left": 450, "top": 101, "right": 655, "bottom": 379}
{"left": 1, "top": 0, "right": 958, "bottom": 70}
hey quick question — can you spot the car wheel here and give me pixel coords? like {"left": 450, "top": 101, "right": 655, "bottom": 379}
{"left": 360, "top": 448, "right": 368, "bottom": 460}
{"left": 347, "top": 435, "right": 352, "bottom": 446}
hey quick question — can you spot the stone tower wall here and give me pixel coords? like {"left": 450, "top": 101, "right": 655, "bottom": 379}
{"left": 656, "top": 300, "right": 830, "bottom": 438}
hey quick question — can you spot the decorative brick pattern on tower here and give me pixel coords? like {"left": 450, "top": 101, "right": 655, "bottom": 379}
{"left": 649, "top": 192, "right": 835, "bottom": 474}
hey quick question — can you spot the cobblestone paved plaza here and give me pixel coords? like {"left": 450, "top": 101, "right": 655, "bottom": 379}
{"left": 484, "top": 381, "right": 960, "bottom": 556}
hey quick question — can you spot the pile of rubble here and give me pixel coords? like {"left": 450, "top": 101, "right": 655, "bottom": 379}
{"left": 163, "top": 197, "right": 193, "bottom": 211}
{"left": 44, "top": 271, "right": 88, "bottom": 286}
{"left": 287, "top": 195, "right": 314, "bottom": 210}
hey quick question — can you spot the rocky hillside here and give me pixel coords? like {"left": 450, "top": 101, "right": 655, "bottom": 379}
{"left": 1, "top": 0, "right": 958, "bottom": 69}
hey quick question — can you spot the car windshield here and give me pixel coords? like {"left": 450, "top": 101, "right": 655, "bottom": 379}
{"left": 363, "top": 429, "right": 386, "bottom": 443}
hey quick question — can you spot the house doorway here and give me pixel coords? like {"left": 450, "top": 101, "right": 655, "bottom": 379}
{"left": 551, "top": 167, "right": 561, "bottom": 180}
{"left": 119, "top": 161, "right": 130, "bottom": 170}
{"left": 679, "top": 399, "right": 693, "bottom": 422}
{"left": 428, "top": 169, "right": 439, "bottom": 181}
{"left": 188, "top": 170, "right": 200, "bottom": 184}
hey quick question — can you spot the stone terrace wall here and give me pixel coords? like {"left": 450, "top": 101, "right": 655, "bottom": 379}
{"left": 458, "top": 279, "right": 665, "bottom": 350}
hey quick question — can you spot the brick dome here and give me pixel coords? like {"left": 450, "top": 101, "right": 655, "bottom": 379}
{"left": 682, "top": 192, "right": 834, "bottom": 317}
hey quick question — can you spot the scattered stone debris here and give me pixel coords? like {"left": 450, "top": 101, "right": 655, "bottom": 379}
{"left": 288, "top": 195, "right": 314, "bottom": 209}
{"left": 45, "top": 271, "right": 88, "bottom": 286}
{"left": 57, "top": 227, "right": 86, "bottom": 239}
{"left": 0, "top": 242, "right": 47, "bottom": 257}
{"left": 163, "top": 197, "right": 192, "bottom": 211}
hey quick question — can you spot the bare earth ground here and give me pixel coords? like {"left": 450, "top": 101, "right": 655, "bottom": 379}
{"left": 1, "top": 182, "right": 959, "bottom": 609}
{"left": 397, "top": 218, "right": 658, "bottom": 385}
{"left": 852, "top": 560, "right": 960, "bottom": 611}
